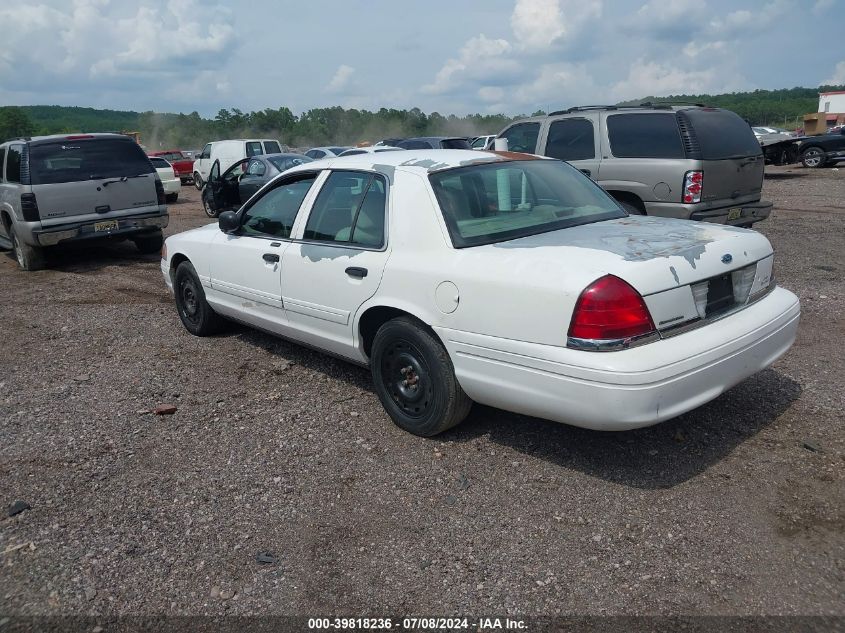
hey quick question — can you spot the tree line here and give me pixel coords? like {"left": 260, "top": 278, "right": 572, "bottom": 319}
{"left": 2, "top": 84, "right": 843, "bottom": 147}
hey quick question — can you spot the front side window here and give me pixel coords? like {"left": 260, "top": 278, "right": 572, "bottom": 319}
{"left": 240, "top": 175, "right": 317, "bottom": 239}
{"left": 246, "top": 142, "right": 263, "bottom": 157}
{"left": 607, "top": 113, "right": 684, "bottom": 159}
{"left": 29, "top": 139, "right": 152, "bottom": 185}
{"left": 200, "top": 143, "right": 211, "bottom": 159}
{"left": 303, "top": 171, "right": 386, "bottom": 247}
{"left": 545, "top": 119, "right": 595, "bottom": 161}
{"left": 5, "top": 144, "right": 23, "bottom": 183}
{"left": 430, "top": 159, "right": 623, "bottom": 248}
{"left": 500, "top": 123, "right": 540, "bottom": 153}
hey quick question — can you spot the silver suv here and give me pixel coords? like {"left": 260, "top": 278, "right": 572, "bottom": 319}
{"left": 496, "top": 104, "right": 772, "bottom": 226}
{"left": 0, "top": 133, "right": 169, "bottom": 270}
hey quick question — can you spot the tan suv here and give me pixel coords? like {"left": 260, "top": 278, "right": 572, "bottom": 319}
{"left": 496, "top": 104, "right": 772, "bottom": 227}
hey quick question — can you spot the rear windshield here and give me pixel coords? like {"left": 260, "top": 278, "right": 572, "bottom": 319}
{"left": 30, "top": 139, "right": 153, "bottom": 185}
{"left": 150, "top": 157, "right": 170, "bottom": 168}
{"left": 684, "top": 108, "right": 762, "bottom": 159}
{"left": 430, "top": 159, "right": 624, "bottom": 248}
{"left": 268, "top": 155, "right": 312, "bottom": 172}
{"left": 329, "top": 147, "right": 348, "bottom": 154}
{"left": 441, "top": 138, "right": 472, "bottom": 149}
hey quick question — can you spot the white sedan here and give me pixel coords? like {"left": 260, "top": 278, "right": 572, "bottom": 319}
{"left": 149, "top": 156, "right": 181, "bottom": 203}
{"left": 160, "top": 150, "right": 800, "bottom": 436}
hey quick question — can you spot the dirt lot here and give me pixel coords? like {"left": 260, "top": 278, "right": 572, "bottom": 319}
{"left": 1, "top": 167, "right": 843, "bottom": 620}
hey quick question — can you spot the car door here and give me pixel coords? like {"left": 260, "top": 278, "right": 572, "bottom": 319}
{"left": 196, "top": 143, "right": 212, "bottom": 180}
{"left": 281, "top": 170, "right": 391, "bottom": 359}
{"left": 540, "top": 116, "right": 600, "bottom": 179}
{"left": 239, "top": 158, "right": 267, "bottom": 201}
{"left": 208, "top": 172, "right": 320, "bottom": 332}
{"left": 205, "top": 159, "right": 247, "bottom": 213}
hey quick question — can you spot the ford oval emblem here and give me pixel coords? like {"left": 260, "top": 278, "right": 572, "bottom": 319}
{"left": 722, "top": 254, "right": 733, "bottom": 264}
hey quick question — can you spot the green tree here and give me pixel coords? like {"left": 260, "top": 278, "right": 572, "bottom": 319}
{"left": 0, "top": 107, "right": 36, "bottom": 142}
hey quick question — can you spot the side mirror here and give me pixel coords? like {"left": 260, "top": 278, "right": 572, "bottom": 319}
{"left": 218, "top": 211, "right": 239, "bottom": 233}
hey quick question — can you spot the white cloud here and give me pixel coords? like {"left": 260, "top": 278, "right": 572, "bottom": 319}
{"left": 611, "top": 58, "right": 746, "bottom": 102}
{"left": 422, "top": 34, "right": 517, "bottom": 95}
{"left": 326, "top": 65, "right": 355, "bottom": 93}
{"left": 813, "top": 0, "right": 835, "bottom": 13}
{"left": 630, "top": 0, "right": 709, "bottom": 40}
{"left": 511, "top": 0, "right": 601, "bottom": 50}
{"left": 823, "top": 61, "right": 845, "bottom": 85}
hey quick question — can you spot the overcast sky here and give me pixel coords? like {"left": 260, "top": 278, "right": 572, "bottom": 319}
{"left": 1, "top": 0, "right": 843, "bottom": 117}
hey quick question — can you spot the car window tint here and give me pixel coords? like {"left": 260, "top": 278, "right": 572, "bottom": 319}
{"left": 340, "top": 149, "right": 364, "bottom": 156}
{"left": 269, "top": 156, "right": 312, "bottom": 172}
{"left": 201, "top": 143, "right": 211, "bottom": 159}
{"left": 29, "top": 139, "right": 153, "bottom": 185}
{"left": 500, "top": 123, "right": 540, "bottom": 153}
{"left": 246, "top": 142, "right": 263, "bottom": 157}
{"left": 263, "top": 141, "right": 282, "bottom": 154}
{"left": 329, "top": 147, "right": 347, "bottom": 155}
{"left": 304, "top": 171, "right": 386, "bottom": 247}
{"left": 398, "top": 140, "right": 430, "bottom": 150}
{"left": 150, "top": 157, "right": 170, "bottom": 168}
{"left": 682, "top": 108, "right": 762, "bottom": 159}
{"left": 430, "top": 159, "right": 623, "bottom": 248}
{"left": 5, "top": 144, "right": 23, "bottom": 183}
{"left": 241, "top": 176, "right": 316, "bottom": 239}
{"left": 545, "top": 119, "right": 595, "bottom": 161}
{"left": 442, "top": 138, "right": 471, "bottom": 149}
{"left": 247, "top": 160, "right": 266, "bottom": 176}
{"left": 607, "top": 113, "right": 684, "bottom": 159}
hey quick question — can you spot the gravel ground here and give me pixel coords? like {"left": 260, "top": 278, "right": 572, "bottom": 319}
{"left": 0, "top": 167, "right": 842, "bottom": 619}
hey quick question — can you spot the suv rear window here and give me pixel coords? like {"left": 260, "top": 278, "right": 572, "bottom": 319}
{"left": 441, "top": 138, "right": 471, "bottom": 150}
{"left": 29, "top": 139, "right": 154, "bottom": 185}
{"left": 430, "top": 159, "right": 624, "bottom": 248}
{"left": 683, "top": 108, "right": 762, "bottom": 159}
{"left": 607, "top": 113, "right": 684, "bottom": 159}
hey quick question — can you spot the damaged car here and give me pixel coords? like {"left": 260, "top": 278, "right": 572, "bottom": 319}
{"left": 162, "top": 150, "right": 799, "bottom": 437}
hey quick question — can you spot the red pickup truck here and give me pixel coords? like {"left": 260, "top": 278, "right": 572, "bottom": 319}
{"left": 147, "top": 150, "right": 194, "bottom": 184}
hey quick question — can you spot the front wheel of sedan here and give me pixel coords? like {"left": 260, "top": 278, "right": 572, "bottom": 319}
{"left": 174, "top": 261, "right": 225, "bottom": 336}
{"left": 371, "top": 316, "right": 472, "bottom": 437}
{"left": 801, "top": 147, "right": 826, "bottom": 168}
{"left": 202, "top": 196, "right": 218, "bottom": 218}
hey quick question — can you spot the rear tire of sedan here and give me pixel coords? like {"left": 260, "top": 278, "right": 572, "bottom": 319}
{"left": 371, "top": 316, "right": 472, "bottom": 437}
{"left": 133, "top": 230, "right": 164, "bottom": 254}
{"left": 174, "top": 261, "right": 224, "bottom": 336}
{"left": 801, "top": 147, "right": 826, "bottom": 169}
{"left": 10, "top": 227, "right": 45, "bottom": 271}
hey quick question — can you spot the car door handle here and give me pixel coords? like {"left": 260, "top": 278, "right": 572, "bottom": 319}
{"left": 263, "top": 253, "right": 280, "bottom": 263}
{"left": 345, "top": 266, "right": 368, "bottom": 278}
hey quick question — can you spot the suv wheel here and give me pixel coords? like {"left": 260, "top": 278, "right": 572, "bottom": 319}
{"left": 801, "top": 147, "right": 826, "bottom": 169}
{"left": 194, "top": 173, "right": 204, "bottom": 190}
{"left": 371, "top": 316, "right": 472, "bottom": 437}
{"left": 133, "top": 230, "right": 164, "bottom": 254}
{"left": 10, "top": 227, "right": 45, "bottom": 271}
{"left": 174, "top": 261, "right": 225, "bottom": 336}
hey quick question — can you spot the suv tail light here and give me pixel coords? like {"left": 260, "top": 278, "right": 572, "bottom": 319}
{"left": 20, "top": 193, "right": 40, "bottom": 221}
{"left": 683, "top": 170, "right": 703, "bottom": 204}
{"left": 567, "top": 275, "right": 655, "bottom": 345}
{"left": 155, "top": 178, "right": 166, "bottom": 205}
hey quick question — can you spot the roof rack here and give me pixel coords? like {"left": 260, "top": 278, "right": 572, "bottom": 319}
{"left": 548, "top": 102, "right": 710, "bottom": 116}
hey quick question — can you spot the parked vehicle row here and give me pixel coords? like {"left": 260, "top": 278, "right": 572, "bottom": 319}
{"left": 192, "top": 139, "right": 284, "bottom": 190}
{"left": 162, "top": 149, "right": 799, "bottom": 437}
{"left": 149, "top": 156, "right": 181, "bottom": 203}
{"left": 148, "top": 150, "right": 195, "bottom": 184}
{"left": 0, "top": 133, "right": 168, "bottom": 270}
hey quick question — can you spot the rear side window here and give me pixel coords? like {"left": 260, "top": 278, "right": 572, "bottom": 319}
{"left": 304, "top": 171, "right": 386, "bottom": 247}
{"left": 5, "top": 144, "right": 23, "bottom": 183}
{"left": 441, "top": 138, "right": 471, "bottom": 149}
{"left": 264, "top": 141, "right": 282, "bottom": 154}
{"left": 29, "top": 139, "right": 153, "bottom": 185}
{"left": 607, "top": 113, "right": 684, "bottom": 158}
{"left": 500, "top": 123, "right": 540, "bottom": 153}
{"left": 545, "top": 119, "right": 595, "bottom": 161}
{"left": 246, "top": 142, "right": 263, "bottom": 157}
{"left": 683, "top": 108, "right": 762, "bottom": 159}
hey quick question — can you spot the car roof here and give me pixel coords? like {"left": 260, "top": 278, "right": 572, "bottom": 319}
{"left": 283, "top": 149, "right": 545, "bottom": 178}
{"left": 258, "top": 152, "right": 310, "bottom": 160}
{"left": 13, "top": 133, "right": 137, "bottom": 147}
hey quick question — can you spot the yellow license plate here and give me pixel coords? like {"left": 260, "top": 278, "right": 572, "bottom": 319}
{"left": 727, "top": 208, "right": 742, "bottom": 221}
{"left": 94, "top": 220, "right": 119, "bottom": 232}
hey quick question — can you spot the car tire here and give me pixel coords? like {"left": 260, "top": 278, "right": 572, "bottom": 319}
{"left": 194, "top": 173, "right": 204, "bottom": 190}
{"left": 174, "top": 261, "right": 224, "bottom": 336}
{"left": 10, "top": 226, "right": 45, "bottom": 271}
{"left": 166, "top": 193, "right": 178, "bottom": 203}
{"left": 132, "top": 230, "right": 164, "bottom": 254}
{"left": 801, "top": 147, "right": 826, "bottom": 169}
{"left": 202, "top": 196, "right": 218, "bottom": 218}
{"left": 371, "top": 316, "right": 472, "bottom": 437}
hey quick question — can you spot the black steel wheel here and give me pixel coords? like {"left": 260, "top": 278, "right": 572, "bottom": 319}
{"left": 371, "top": 316, "right": 472, "bottom": 436}
{"left": 173, "top": 261, "right": 224, "bottom": 336}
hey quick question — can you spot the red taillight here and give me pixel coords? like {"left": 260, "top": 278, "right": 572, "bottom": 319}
{"left": 683, "top": 170, "right": 703, "bottom": 204}
{"left": 65, "top": 135, "right": 94, "bottom": 140}
{"left": 568, "top": 275, "right": 655, "bottom": 341}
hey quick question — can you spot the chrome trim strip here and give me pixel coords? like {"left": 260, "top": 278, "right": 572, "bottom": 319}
{"left": 566, "top": 331, "right": 660, "bottom": 352}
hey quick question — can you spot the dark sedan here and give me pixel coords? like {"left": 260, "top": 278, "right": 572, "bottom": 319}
{"left": 202, "top": 153, "right": 313, "bottom": 217}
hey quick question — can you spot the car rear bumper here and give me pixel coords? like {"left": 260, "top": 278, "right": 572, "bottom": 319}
{"left": 646, "top": 199, "right": 772, "bottom": 225}
{"left": 436, "top": 286, "right": 800, "bottom": 431}
{"left": 32, "top": 211, "right": 169, "bottom": 246}
{"left": 162, "top": 178, "right": 181, "bottom": 195}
